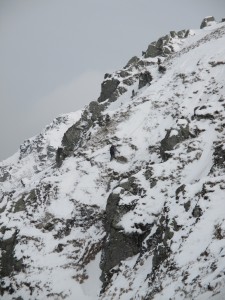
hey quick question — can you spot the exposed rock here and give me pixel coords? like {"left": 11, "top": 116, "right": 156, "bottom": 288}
{"left": 61, "top": 101, "right": 106, "bottom": 157}
{"left": 146, "top": 212, "right": 173, "bottom": 271}
{"left": 117, "top": 70, "right": 130, "bottom": 78}
{"left": 138, "top": 71, "right": 153, "bottom": 89}
{"left": 144, "top": 30, "right": 189, "bottom": 58}
{"left": 98, "top": 78, "right": 120, "bottom": 103}
{"left": 100, "top": 178, "right": 149, "bottom": 290}
{"left": 89, "top": 101, "right": 104, "bottom": 121}
{"left": 184, "top": 200, "right": 191, "bottom": 212}
{"left": 158, "top": 65, "right": 167, "bottom": 73}
{"left": 0, "top": 169, "right": 10, "bottom": 182}
{"left": 14, "top": 196, "right": 26, "bottom": 213}
{"left": 213, "top": 144, "right": 225, "bottom": 168}
{"left": 116, "top": 155, "right": 128, "bottom": 164}
{"left": 160, "top": 120, "right": 190, "bottom": 161}
{"left": 144, "top": 42, "right": 162, "bottom": 58}
{"left": 175, "top": 184, "right": 186, "bottom": 200}
{"left": 144, "top": 168, "right": 157, "bottom": 188}
{"left": 124, "top": 56, "right": 140, "bottom": 69}
{"left": 193, "top": 105, "right": 215, "bottom": 120}
{"left": 200, "top": 16, "right": 215, "bottom": 29}
{"left": 56, "top": 147, "right": 65, "bottom": 167}
{"left": 209, "top": 61, "right": 225, "bottom": 67}
{"left": 0, "top": 230, "right": 23, "bottom": 278}
{"left": 192, "top": 205, "right": 203, "bottom": 218}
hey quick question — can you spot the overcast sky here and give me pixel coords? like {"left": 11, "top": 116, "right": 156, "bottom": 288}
{"left": 0, "top": 0, "right": 224, "bottom": 160}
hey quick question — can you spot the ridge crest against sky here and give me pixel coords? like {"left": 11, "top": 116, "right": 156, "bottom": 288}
{"left": 0, "top": 0, "right": 225, "bottom": 160}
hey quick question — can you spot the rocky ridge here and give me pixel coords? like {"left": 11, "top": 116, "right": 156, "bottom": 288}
{"left": 0, "top": 17, "right": 225, "bottom": 300}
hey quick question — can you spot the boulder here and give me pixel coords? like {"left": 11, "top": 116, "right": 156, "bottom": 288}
{"left": 144, "top": 42, "right": 162, "bottom": 58}
{"left": 100, "top": 178, "right": 149, "bottom": 290}
{"left": 138, "top": 71, "right": 153, "bottom": 89}
{"left": 0, "top": 230, "right": 23, "bottom": 278}
{"left": 160, "top": 120, "right": 190, "bottom": 161}
{"left": 124, "top": 56, "right": 140, "bottom": 69}
{"left": 200, "top": 16, "right": 215, "bottom": 29}
{"left": 98, "top": 78, "right": 120, "bottom": 103}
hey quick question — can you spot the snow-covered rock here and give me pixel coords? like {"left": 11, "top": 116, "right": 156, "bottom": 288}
{"left": 1, "top": 17, "right": 225, "bottom": 300}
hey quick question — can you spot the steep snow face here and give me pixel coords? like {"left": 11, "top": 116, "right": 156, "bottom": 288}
{"left": 0, "top": 21, "right": 225, "bottom": 300}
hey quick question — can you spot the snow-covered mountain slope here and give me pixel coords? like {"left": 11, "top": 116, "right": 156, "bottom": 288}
{"left": 1, "top": 17, "right": 225, "bottom": 300}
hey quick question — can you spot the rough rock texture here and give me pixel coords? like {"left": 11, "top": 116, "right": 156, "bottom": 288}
{"left": 138, "top": 71, "right": 153, "bottom": 89}
{"left": 98, "top": 78, "right": 120, "bottom": 103}
{"left": 144, "top": 30, "right": 190, "bottom": 58}
{"left": 200, "top": 16, "right": 215, "bottom": 29}
{"left": 1, "top": 19, "right": 225, "bottom": 300}
{"left": 0, "top": 230, "right": 23, "bottom": 278}
{"left": 160, "top": 119, "right": 191, "bottom": 161}
{"left": 100, "top": 176, "right": 151, "bottom": 290}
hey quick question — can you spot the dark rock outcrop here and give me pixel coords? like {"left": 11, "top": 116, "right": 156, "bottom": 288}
{"left": 160, "top": 120, "right": 190, "bottom": 161}
{"left": 98, "top": 78, "right": 120, "bottom": 103}
{"left": 124, "top": 56, "right": 140, "bottom": 68}
{"left": 144, "top": 30, "right": 189, "bottom": 58}
{"left": 138, "top": 71, "right": 153, "bottom": 89}
{"left": 213, "top": 143, "right": 225, "bottom": 168}
{"left": 158, "top": 65, "right": 167, "bottom": 74}
{"left": 0, "top": 230, "right": 23, "bottom": 278}
{"left": 61, "top": 101, "right": 106, "bottom": 158}
{"left": 100, "top": 177, "right": 150, "bottom": 290}
{"left": 200, "top": 16, "right": 215, "bottom": 29}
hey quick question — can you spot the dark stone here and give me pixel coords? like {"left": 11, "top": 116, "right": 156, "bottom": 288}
{"left": 175, "top": 184, "right": 186, "bottom": 200}
{"left": 152, "top": 245, "right": 171, "bottom": 269}
{"left": 194, "top": 106, "right": 215, "bottom": 120}
{"left": 89, "top": 101, "right": 103, "bottom": 121}
{"left": 26, "top": 189, "right": 37, "bottom": 204}
{"left": 184, "top": 30, "right": 190, "bottom": 38}
{"left": 192, "top": 206, "right": 203, "bottom": 218}
{"left": 157, "top": 58, "right": 162, "bottom": 65}
{"left": 144, "top": 168, "right": 157, "bottom": 188}
{"left": 61, "top": 100, "right": 106, "bottom": 157}
{"left": 158, "top": 65, "right": 166, "bottom": 74}
{"left": 145, "top": 35, "right": 171, "bottom": 58}
{"left": 0, "top": 231, "right": 23, "bottom": 278}
{"left": 116, "top": 156, "right": 128, "bottom": 164}
{"left": 209, "top": 61, "right": 225, "bottom": 67}
{"left": 100, "top": 184, "right": 149, "bottom": 290}
{"left": 117, "top": 70, "right": 130, "bottom": 78}
{"left": 177, "top": 30, "right": 186, "bottom": 38}
{"left": 124, "top": 56, "right": 139, "bottom": 69}
{"left": 145, "top": 212, "right": 173, "bottom": 271}
{"left": 144, "top": 43, "right": 161, "bottom": 58}
{"left": 55, "top": 243, "right": 65, "bottom": 253}
{"left": 160, "top": 122, "right": 190, "bottom": 161}
{"left": 123, "top": 77, "right": 136, "bottom": 86}
{"left": 170, "top": 31, "right": 176, "bottom": 38}
{"left": 184, "top": 201, "right": 191, "bottom": 212}
{"left": 56, "top": 147, "right": 65, "bottom": 167}
{"left": 0, "top": 170, "right": 10, "bottom": 182}
{"left": 138, "top": 71, "right": 153, "bottom": 89}
{"left": 14, "top": 197, "right": 26, "bottom": 213}
{"left": 171, "top": 219, "right": 182, "bottom": 231}
{"left": 213, "top": 144, "right": 225, "bottom": 168}
{"left": 61, "top": 124, "right": 82, "bottom": 154}
{"left": 104, "top": 73, "right": 111, "bottom": 79}
{"left": 98, "top": 78, "right": 120, "bottom": 103}
{"left": 200, "top": 16, "right": 215, "bottom": 29}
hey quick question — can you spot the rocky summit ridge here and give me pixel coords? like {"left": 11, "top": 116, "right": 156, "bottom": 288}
{"left": 1, "top": 17, "right": 225, "bottom": 300}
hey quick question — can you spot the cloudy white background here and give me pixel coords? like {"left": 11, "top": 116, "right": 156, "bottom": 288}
{"left": 0, "top": 0, "right": 224, "bottom": 160}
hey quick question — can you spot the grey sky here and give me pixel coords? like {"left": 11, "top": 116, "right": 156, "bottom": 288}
{"left": 0, "top": 0, "right": 224, "bottom": 160}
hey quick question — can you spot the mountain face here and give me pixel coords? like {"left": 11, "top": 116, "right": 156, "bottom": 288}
{"left": 1, "top": 17, "right": 225, "bottom": 300}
